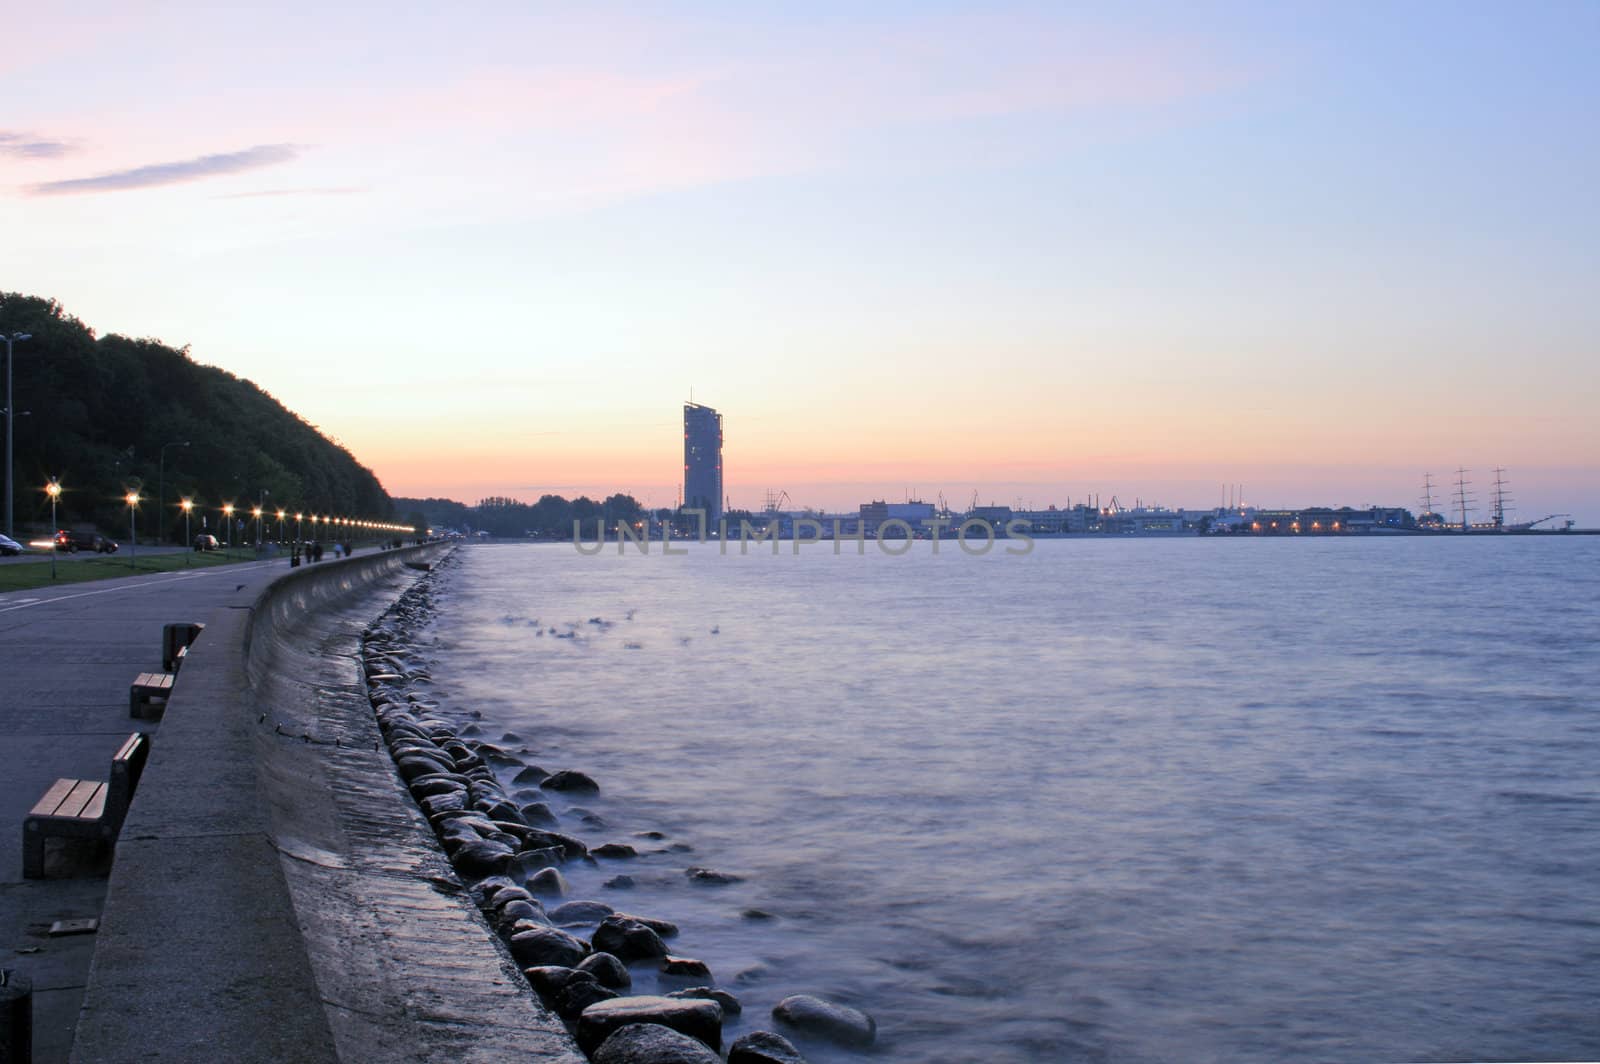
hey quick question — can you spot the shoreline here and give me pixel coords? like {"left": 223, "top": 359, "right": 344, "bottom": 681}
{"left": 360, "top": 552, "right": 875, "bottom": 1061}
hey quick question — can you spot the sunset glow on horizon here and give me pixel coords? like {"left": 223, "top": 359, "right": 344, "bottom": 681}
{"left": 4, "top": 3, "right": 1596, "bottom": 519}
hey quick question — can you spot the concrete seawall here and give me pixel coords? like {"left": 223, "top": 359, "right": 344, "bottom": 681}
{"left": 71, "top": 545, "right": 583, "bottom": 1063}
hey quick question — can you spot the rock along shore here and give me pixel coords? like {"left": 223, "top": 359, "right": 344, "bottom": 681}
{"left": 359, "top": 553, "right": 880, "bottom": 1064}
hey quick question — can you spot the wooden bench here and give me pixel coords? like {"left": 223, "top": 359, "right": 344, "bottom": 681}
{"left": 129, "top": 672, "right": 174, "bottom": 719}
{"left": 161, "top": 621, "right": 205, "bottom": 671}
{"left": 172, "top": 643, "right": 190, "bottom": 674}
{"left": 23, "top": 732, "right": 151, "bottom": 879}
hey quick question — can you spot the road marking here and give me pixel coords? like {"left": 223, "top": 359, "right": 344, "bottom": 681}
{"left": 0, "top": 561, "right": 280, "bottom": 613}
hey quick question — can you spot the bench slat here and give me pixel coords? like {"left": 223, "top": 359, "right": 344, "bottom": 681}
{"left": 60, "top": 780, "right": 106, "bottom": 820}
{"left": 29, "top": 778, "right": 78, "bottom": 818}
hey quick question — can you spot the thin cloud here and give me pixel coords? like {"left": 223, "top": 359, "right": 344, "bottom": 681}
{"left": 216, "top": 185, "right": 365, "bottom": 199}
{"left": 0, "top": 131, "right": 75, "bottom": 159}
{"left": 27, "top": 143, "right": 300, "bottom": 196}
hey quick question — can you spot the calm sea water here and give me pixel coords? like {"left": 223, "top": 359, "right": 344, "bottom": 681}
{"left": 420, "top": 537, "right": 1600, "bottom": 1062}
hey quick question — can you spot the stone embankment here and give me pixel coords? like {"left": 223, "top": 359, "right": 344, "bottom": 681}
{"left": 71, "top": 542, "right": 582, "bottom": 1063}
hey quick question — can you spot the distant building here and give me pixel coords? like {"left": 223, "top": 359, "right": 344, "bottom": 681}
{"left": 683, "top": 402, "right": 723, "bottom": 523}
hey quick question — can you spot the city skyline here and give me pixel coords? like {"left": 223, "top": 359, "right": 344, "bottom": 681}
{"left": 3, "top": 4, "right": 1596, "bottom": 521}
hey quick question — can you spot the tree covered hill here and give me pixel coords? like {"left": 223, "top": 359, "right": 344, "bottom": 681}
{"left": 393, "top": 493, "right": 647, "bottom": 538}
{"left": 1, "top": 293, "right": 391, "bottom": 541}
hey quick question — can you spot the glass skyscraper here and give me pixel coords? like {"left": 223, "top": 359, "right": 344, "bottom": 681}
{"left": 683, "top": 402, "right": 723, "bottom": 523}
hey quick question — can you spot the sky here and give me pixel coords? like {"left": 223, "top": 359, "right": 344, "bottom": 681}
{"left": 3, "top": 1, "right": 1598, "bottom": 521}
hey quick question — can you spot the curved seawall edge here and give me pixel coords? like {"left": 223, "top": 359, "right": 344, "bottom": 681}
{"left": 72, "top": 544, "right": 584, "bottom": 1064}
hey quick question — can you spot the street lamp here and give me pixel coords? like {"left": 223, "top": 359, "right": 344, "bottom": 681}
{"left": 3, "top": 330, "right": 33, "bottom": 540}
{"left": 45, "top": 477, "right": 60, "bottom": 579}
{"left": 276, "top": 508, "right": 285, "bottom": 542}
{"left": 223, "top": 503, "right": 235, "bottom": 549}
{"left": 295, "top": 511, "right": 303, "bottom": 542}
{"left": 252, "top": 505, "right": 263, "bottom": 548}
{"left": 181, "top": 498, "right": 194, "bottom": 565}
{"left": 126, "top": 491, "right": 140, "bottom": 568}
{"left": 158, "top": 441, "right": 191, "bottom": 545}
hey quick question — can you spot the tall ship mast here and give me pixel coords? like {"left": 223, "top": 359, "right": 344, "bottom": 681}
{"left": 1453, "top": 468, "right": 1475, "bottom": 531}
{"left": 1491, "top": 467, "right": 1513, "bottom": 529}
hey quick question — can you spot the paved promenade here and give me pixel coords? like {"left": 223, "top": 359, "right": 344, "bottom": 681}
{"left": 0, "top": 557, "right": 285, "bottom": 1062}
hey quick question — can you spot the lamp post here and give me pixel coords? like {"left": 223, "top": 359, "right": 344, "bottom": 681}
{"left": 45, "top": 477, "right": 60, "bottom": 579}
{"left": 295, "top": 511, "right": 303, "bottom": 543}
{"left": 158, "top": 440, "right": 191, "bottom": 545}
{"left": 181, "top": 498, "right": 194, "bottom": 565}
{"left": 126, "top": 491, "right": 140, "bottom": 569}
{"left": 223, "top": 503, "right": 235, "bottom": 550}
{"left": 252, "top": 505, "right": 263, "bottom": 549}
{"left": 3, "top": 330, "right": 33, "bottom": 540}
{"left": 276, "top": 509, "right": 285, "bottom": 543}
{"left": 257, "top": 489, "right": 269, "bottom": 547}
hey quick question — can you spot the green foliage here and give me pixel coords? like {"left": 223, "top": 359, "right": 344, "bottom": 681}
{"left": 2, "top": 293, "right": 392, "bottom": 541}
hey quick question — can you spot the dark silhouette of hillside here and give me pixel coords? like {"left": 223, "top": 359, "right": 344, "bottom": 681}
{"left": 1, "top": 293, "right": 391, "bottom": 541}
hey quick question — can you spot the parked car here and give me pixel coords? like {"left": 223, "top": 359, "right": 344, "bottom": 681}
{"left": 193, "top": 533, "right": 220, "bottom": 551}
{"left": 54, "top": 529, "right": 119, "bottom": 553}
{"left": 0, "top": 533, "right": 24, "bottom": 556}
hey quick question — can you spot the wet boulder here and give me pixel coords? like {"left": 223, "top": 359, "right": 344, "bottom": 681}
{"left": 523, "top": 964, "right": 579, "bottom": 998}
{"left": 592, "top": 915, "right": 668, "bottom": 961}
{"left": 772, "top": 995, "right": 875, "bottom": 1047}
{"left": 550, "top": 900, "right": 615, "bottom": 925}
{"left": 473, "top": 874, "right": 519, "bottom": 902}
{"left": 515, "top": 847, "right": 567, "bottom": 873}
{"left": 668, "top": 987, "right": 741, "bottom": 1015}
{"left": 420, "top": 791, "right": 468, "bottom": 817}
{"left": 660, "top": 956, "right": 712, "bottom": 980}
{"left": 528, "top": 867, "right": 569, "bottom": 897}
{"left": 576, "top": 950, "right": 631, "bottom": 989}
{"left": 521, "top": 830, "right": 589, "bottom": 859}
{"left": 541, "top": 769, "right": 601, "bottom": 794}
{"left": 508, "top": 925, "right": 589, "bottom": 968}
{"left": 592, "top": 1023, "right": 723, "bottom": 1064}
{"left": 409, "top": 775, "right": 468, "bottom": 799}
{"left": 577, "top": 996, "right": 724, "bottom": 1055}
{"left": 592, "top": 843, "right": 638, "bottom": 859}
{"left": 396, "top": 754, "right": 453, "bottom": 782}
{"left": 450, "top": 838, "right": 513, "bottom": 877}
{"left": 554, "top": 974, "right": 619, "bottom": 1020}
{"left": 519, "top": 801, "right": 559, "bottom": 827}
{"left": 616, "top": 912, "right": 679, "bottom": 938}
{"left": 684, "top": 867, "right": 744, "bottom": 885}
{"left": 728, "top": 1030, "right": 807, "bottom": 1064}
{"left": 495, "top": 900, "right": 548, "bottom": 931}
{"left": 513, "top": 765, "right": 550, "bottom": 784}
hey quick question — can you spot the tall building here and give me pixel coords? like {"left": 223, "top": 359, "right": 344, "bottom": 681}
{"left": 683, "top": 401, "right": 723, "bottom": 523}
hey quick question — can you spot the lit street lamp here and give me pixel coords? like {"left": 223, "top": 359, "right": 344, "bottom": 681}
{"left": 126, "top": 491, "right": 140, "bottom": 568}
{"left": 181, "top": 498, "right": 194, "bottom": 565}
{"left": 45, "top": 477, "right": 60, "bottom": 579}
{"left": 295, "top": 511, "right": 303, "bottom": 543}
{"left": 223, "top": 503, "right": 235, "bottom": 549}
{"left": 3, "top": 330, "right": 33, "bottom": 540}
{"left": 252, "top": 505, "right": 263, "bottom": 549}
{"left": 276, "top": 508, "right": 286, "bottom": 542}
